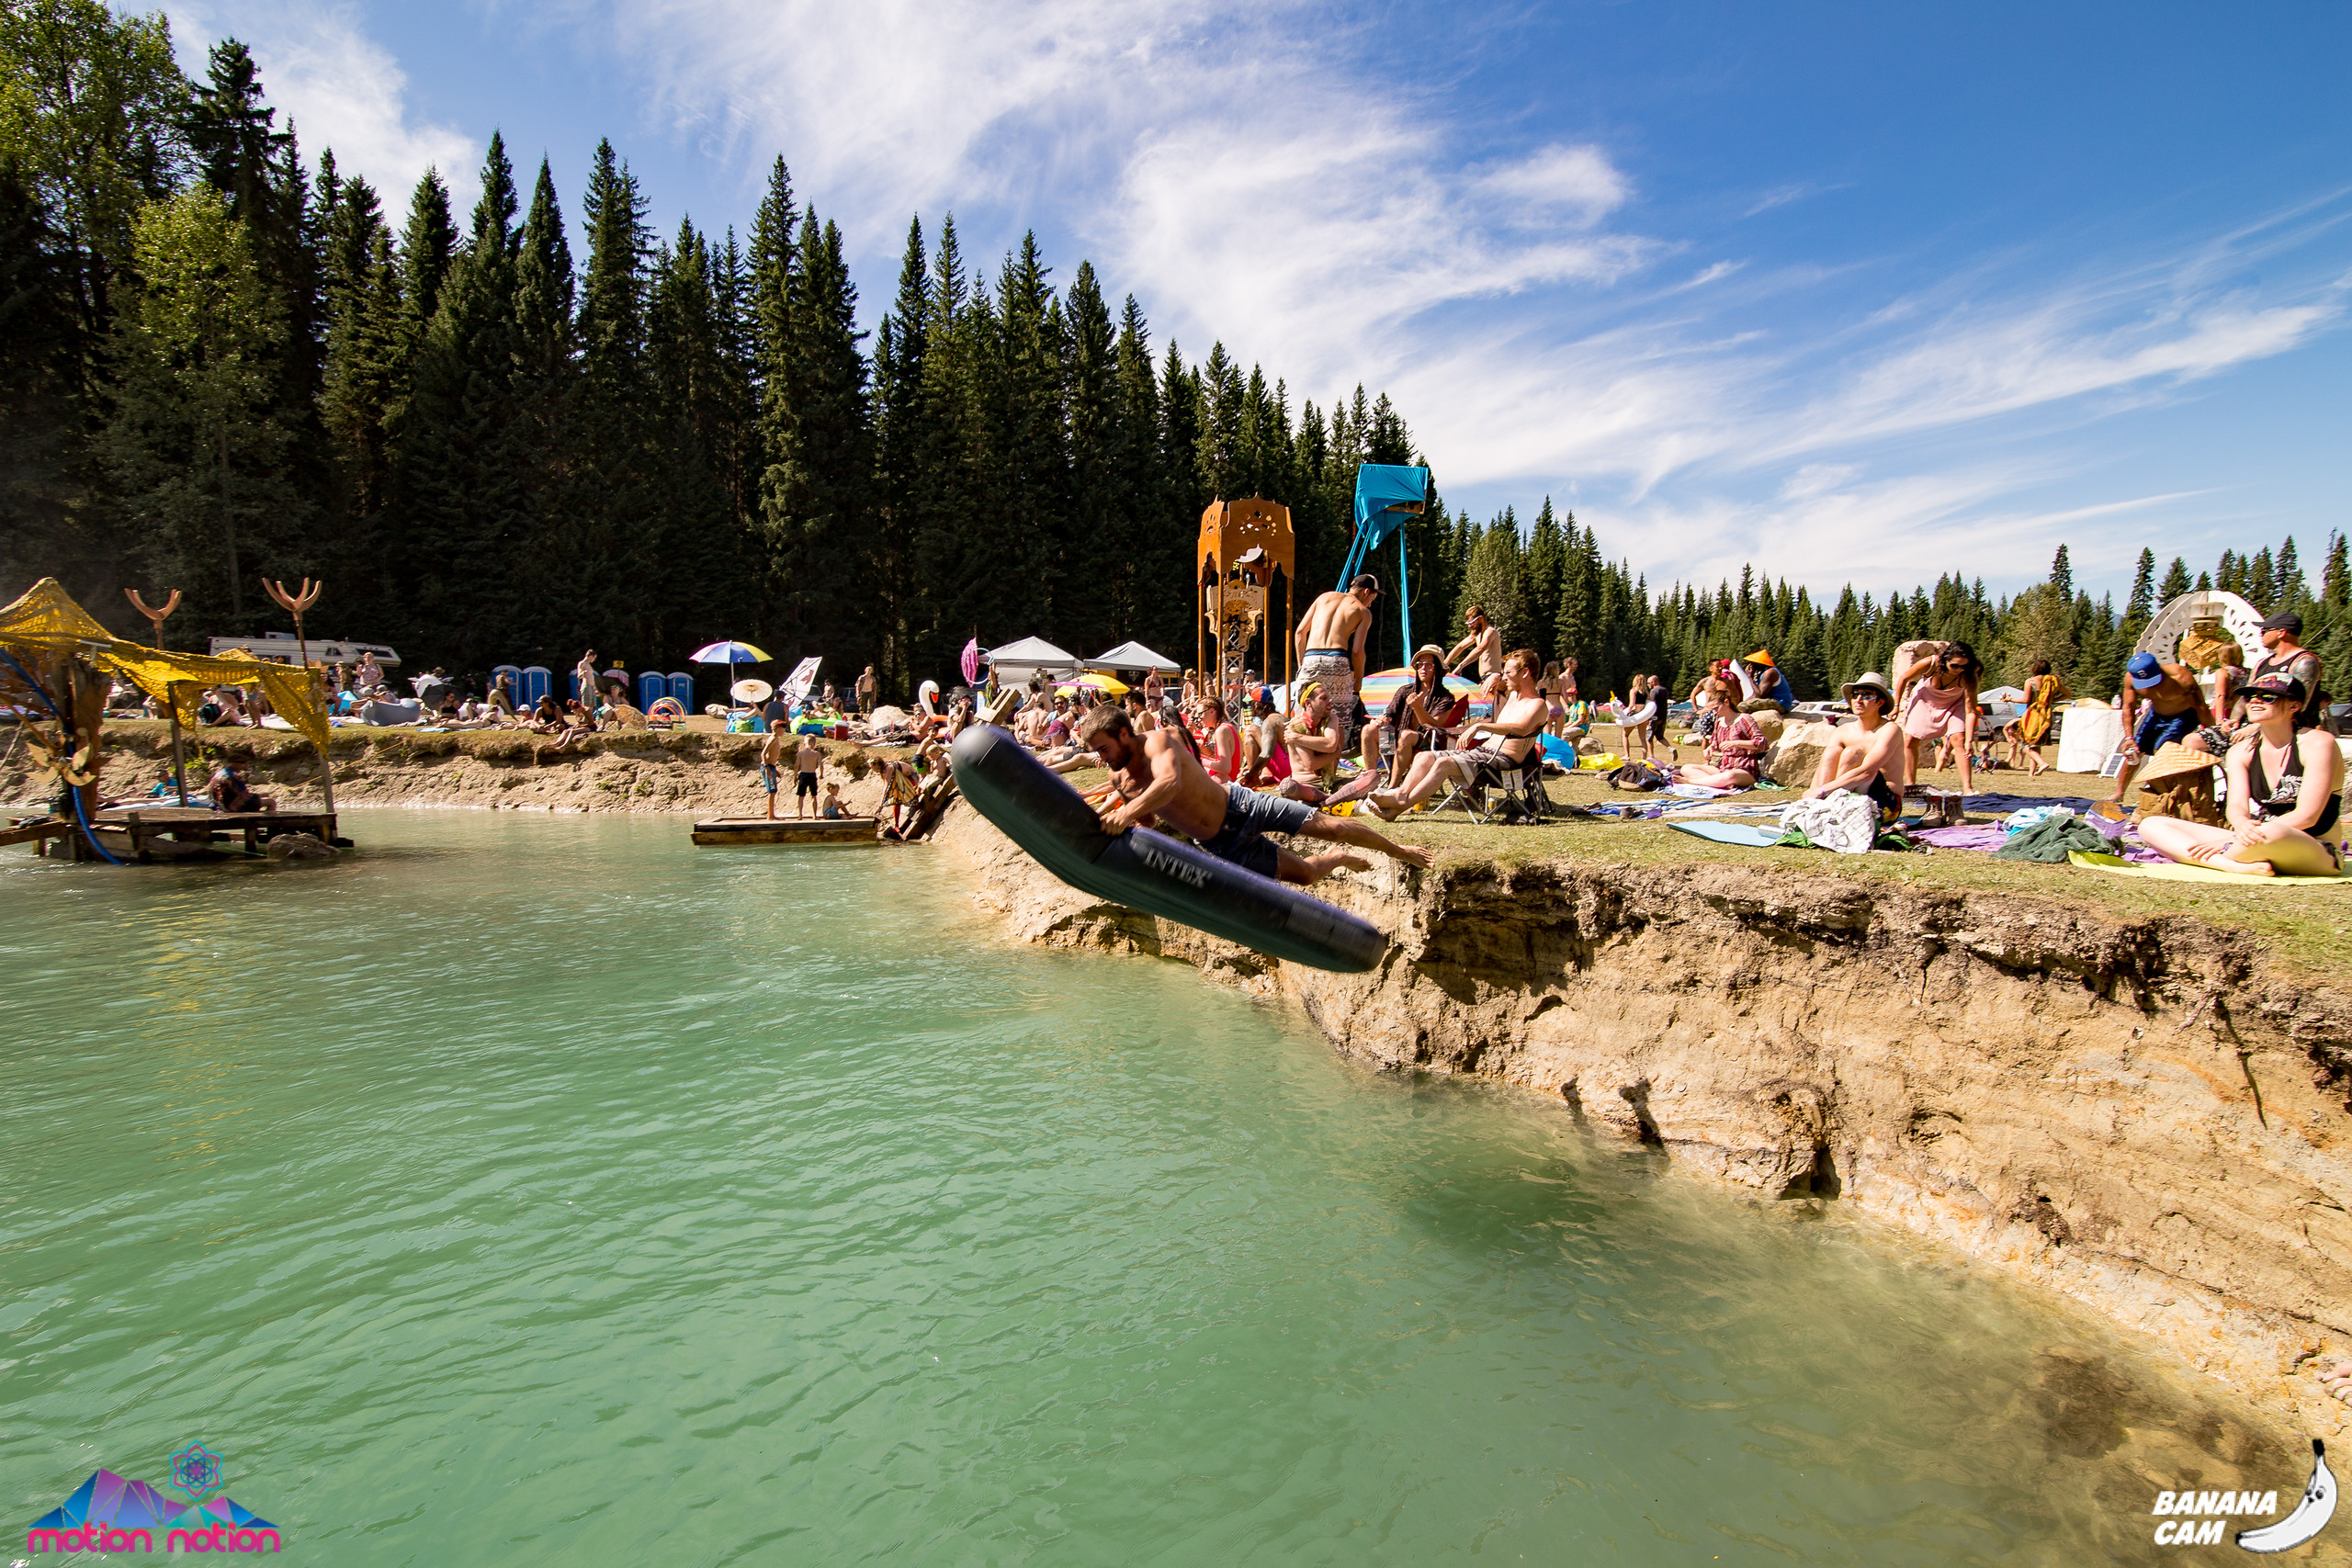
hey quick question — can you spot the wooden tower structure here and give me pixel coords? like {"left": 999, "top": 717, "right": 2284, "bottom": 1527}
{"left": 1195, "top": 497, "right": 1295, "bottom": 702}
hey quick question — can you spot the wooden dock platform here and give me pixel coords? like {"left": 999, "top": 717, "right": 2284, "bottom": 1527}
{"left": 692, "top": 816, "right": 878, "bottom": 846}
{"left": 86, "top": 807, "right": 342, "bottom": 862}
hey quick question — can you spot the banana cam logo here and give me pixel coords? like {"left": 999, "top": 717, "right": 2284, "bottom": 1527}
{"left": 25, "top": 1441, "right": 281, "bottom": 1555}
{"left": 2149, "top": 1438, "right": 2336, "bottom": 1552}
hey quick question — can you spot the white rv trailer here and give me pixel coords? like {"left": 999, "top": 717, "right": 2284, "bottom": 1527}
{"left": 206, "top": 634, "right": 401, "bottom": 668}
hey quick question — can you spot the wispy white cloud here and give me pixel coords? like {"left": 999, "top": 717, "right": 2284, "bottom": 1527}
{"left": 333, "top": 0, "right": 2352, "bottom": 592}
{"left": 166, "top": 0, "right": 476, "bottom": 206}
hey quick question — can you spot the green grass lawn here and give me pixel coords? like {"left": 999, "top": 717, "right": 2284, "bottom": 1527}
{"left": 1062, "top": 750, "right": 2352, "bottom": 980}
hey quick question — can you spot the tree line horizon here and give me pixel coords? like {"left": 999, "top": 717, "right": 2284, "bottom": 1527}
{"left": 5, "top": 5, "right": 2346, "bottom": 705}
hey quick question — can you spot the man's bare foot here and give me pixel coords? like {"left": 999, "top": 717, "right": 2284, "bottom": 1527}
{"left": 1393, "top": 841, "right": 1434, "bottom": 870}
{"left": 1362, "top": 793, "right": 1401, "bottom": 821}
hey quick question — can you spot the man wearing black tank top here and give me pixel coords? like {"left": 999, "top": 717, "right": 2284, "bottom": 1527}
{"left": 2247, "top": 611, "right": 2327, "bottom": 733}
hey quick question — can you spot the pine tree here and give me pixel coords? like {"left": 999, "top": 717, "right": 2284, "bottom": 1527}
{"left": 102, "top": 183, "right": 310, "bottom": 631}
{"left": 0, "top": 153, "right": 103, "bottom": 601}
{"left": 2246, "top": 546, "right": 2277, "bottom": 611}
{"left": 766, "top": 211, "right": 873, "bottom": 669}
{"left": 2324, "top": 533, "right": 2349, "bottom": 609}
{"left": 1062, "top": 259, "right": 1125, "bottom": 654}
{"left": 2276, "top": 536, "right": 2305, "bottom": 605}
{"left": 390, "top": 130, "right": 523, "bottom": 663}
{"left": 2047, "top": 543, "right": 2072, "bottom": 599}
{"left": 2159, "top": 556, "right": 2191, "bottom": 604}
{"left": 1522, "top": 498, "right": 1564, "bottom": 667}
{"left": 870, "top": 216, "right": 930, "bottom": 697}
{"left": 396, "top": 167, "right": 456, "bottom": 365}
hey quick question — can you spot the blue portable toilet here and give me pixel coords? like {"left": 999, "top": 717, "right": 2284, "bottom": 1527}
{"left": 667, "top": 671, "right": 694, "bottom": 711}
{"left": 637, "top": 671, "right": 666, "bottom": 710}
{"left": 521, "top": 666, "right": 551, "bottom": 709}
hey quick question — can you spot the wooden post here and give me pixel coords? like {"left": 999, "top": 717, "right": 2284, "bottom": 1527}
{"left": 127, "top": 588, "right": 188, "bottom": 805}
{"left": 263, "top": 577, "right": 333, "bottom": 812}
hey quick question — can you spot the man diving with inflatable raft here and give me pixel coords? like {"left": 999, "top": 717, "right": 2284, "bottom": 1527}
{"left": 1078, "top": 700, "right": 1433, "bottom": 882}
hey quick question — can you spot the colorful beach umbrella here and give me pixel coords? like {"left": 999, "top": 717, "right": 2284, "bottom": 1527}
{"left": 1355, "top": 667, "right": 1479, "bottom": 713}
{"left": 960, "top": 637, "right": 983, "bottom": 686}
{"left": 689, "top": 639, "right": 772, "bottom": 668}
{"left": 1056, "top": 671, "right": 1129, "bottom": 695}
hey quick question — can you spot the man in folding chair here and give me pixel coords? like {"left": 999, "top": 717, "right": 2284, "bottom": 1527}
{"left": 1363, "top": 649, "right": 1550, "bottom": 823}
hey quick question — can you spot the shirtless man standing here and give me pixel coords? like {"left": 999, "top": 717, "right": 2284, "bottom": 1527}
{"left": 1444, "top": 605, "right": 1504, "bottom": 700}
{"left": 1807, "top": 671, "right": 1908, "bottom": 820}
{"left": 1294, "top": 573, "right": 1379, "bottom": 745}
{"left": 793, "top": 732, "right": 826, "bottom": 818}
{"left": 1079, "top": 705, "right": 1431, "bottom": 885}
{"left": 2113, "top": 650, "right": 2211, "bottom": 804}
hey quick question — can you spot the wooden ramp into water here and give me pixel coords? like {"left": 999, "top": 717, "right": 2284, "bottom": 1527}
{"left": 692, "top": 816, "right": 878, "bottom": 846}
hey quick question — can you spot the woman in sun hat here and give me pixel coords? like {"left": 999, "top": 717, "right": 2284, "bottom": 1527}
{"left": 2139, "top": 674, "right": 2341, "bottom": 875}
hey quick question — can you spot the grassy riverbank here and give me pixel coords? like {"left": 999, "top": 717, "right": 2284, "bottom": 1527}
{"left": 1056, "top": 759, "right": 2352, "bottom": 979}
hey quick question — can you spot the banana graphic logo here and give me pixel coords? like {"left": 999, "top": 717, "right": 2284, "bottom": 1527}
{"left": 2236, "top": 1439, "right": 2335, "bottom": 1554}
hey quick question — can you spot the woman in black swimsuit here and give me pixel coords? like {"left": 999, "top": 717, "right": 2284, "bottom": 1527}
{"left": 2140, "top": 674, "right": 2343, "bottom": 877}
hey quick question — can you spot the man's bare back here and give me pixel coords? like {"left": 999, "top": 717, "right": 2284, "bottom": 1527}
{"left": 1296, "top": 590, "right": 1372, "bottom": 668}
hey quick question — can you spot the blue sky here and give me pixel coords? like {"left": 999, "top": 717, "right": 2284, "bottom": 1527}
{"left": 161, "top": 0, "right": 2350, "bottom": 604}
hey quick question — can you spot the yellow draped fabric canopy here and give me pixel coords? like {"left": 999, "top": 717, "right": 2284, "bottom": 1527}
{"left": 0, "top": 577, "right": 332, "bottom": 752}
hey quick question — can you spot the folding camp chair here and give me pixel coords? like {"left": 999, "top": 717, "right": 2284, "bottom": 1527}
{"left": 1434, "top": 748, "right": 1552, "bottom": 825}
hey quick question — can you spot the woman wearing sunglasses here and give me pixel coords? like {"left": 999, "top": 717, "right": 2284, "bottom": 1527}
{"left": 2138, "top": 674, "right": 2343, "bottom": 876}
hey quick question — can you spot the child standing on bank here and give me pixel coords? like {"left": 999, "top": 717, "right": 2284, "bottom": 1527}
{"left": 759, "top": 727, "right": 788, "bottom": 819}
{"left": 794, "top": 733, "right": 825, "bottom": 819}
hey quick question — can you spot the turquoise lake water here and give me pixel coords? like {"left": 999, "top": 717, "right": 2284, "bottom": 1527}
{"left": 0, "top": 810, "right": 2279, "bottom": 1563}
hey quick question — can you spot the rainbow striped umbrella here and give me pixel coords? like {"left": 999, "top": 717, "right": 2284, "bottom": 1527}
{"left": 1355, "top": 667, "right": 1479, "bottom": 713}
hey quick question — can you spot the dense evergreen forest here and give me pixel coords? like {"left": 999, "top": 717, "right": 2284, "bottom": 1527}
{"left": 5, "top": 3, "right": 2346, "bottom": 703}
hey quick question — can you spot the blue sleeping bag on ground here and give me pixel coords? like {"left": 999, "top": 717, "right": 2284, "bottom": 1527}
{"left": 949, "top": 726, "right": 1387, "bottom": 974}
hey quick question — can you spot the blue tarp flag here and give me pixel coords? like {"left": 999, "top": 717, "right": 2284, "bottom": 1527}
{"left": 1351, "top": 465, "right": 1429, "bottom": 552}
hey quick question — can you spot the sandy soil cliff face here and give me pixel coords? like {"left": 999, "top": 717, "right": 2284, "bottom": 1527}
{"left": 935, "top": 807, "right": 2352, "bottom": 1438}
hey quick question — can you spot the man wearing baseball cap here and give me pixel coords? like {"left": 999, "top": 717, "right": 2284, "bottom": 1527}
{"left": 2249, "top": 610, "right": 2329, "bottom": 732}
{"left": 2112, "top": 649, "right": 2209, "bottom": 805}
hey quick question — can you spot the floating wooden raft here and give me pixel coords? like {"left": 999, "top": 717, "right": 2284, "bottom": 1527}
{"left": 691, "top": 816, "right": 878, "bottom": 846}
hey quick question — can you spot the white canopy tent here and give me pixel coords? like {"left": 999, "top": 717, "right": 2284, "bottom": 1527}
{"left": 988, "top": 636, "right": 1080, "bottom": 688}
{"left": 1089, "top": 640, "right": 1182, "bottom": 676}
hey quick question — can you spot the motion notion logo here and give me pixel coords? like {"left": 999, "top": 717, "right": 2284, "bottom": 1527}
{"left": 26, "top": 1442, "right": 281, "bottom": 1554}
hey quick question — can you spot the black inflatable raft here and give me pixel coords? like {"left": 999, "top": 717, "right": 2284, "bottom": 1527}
{"left": 949, "top": 725, "right": 1388, "bottom": 974}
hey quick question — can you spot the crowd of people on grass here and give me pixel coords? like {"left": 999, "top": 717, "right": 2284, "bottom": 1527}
{"left": 95, "top": 590, "right": 2341, "bottom": 880}
{"left": 974, "top": 584, "right": 2341, "bottom": 883}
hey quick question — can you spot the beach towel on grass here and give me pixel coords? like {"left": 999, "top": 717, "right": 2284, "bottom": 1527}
{"left": 1779, "top": 792, "right": 1878, "bottom": 854}
{"left": 1994, "top": 814, "right": 2112, "bottom": 863}
{"left": 2067, "top": 850, "right": 2348, "bottom": 886}
{"left": 1667, "top": 820, "right": 1787, "bottom": 848}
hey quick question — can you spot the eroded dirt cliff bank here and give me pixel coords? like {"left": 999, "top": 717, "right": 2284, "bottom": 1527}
{"left": 936, "top": 806, "right": 2352, "bottom": 1438}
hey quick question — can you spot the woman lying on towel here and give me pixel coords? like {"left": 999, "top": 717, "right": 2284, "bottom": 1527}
{"left": 2137, "top": 674, "right": 2343, "bottom": 876}
{"left": 1675, "top": 682, "right": 1767, "bottom": 789}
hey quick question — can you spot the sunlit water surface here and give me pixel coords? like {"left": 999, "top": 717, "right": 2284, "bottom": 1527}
{"left": 0, "top": 810, "right": 2286, "bottom": 1563}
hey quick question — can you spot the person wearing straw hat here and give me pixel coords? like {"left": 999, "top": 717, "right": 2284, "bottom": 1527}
{"left": 1806, "top": 672, "right": 1907, "bottom": 819}
{"left": 2139, "top": 674, "right": 2342, "bottom": 876}
{"left": 2129, "top": 741, "right": 2224, "bottom": 825}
